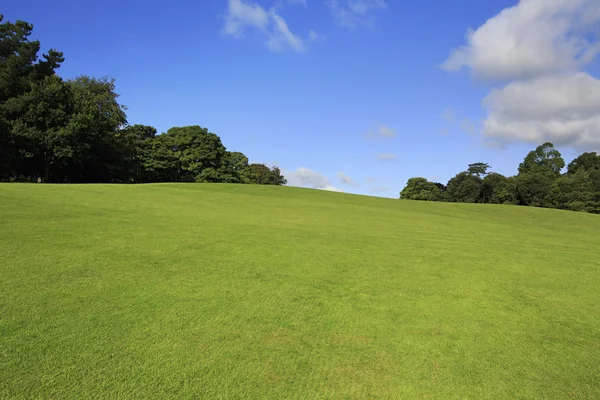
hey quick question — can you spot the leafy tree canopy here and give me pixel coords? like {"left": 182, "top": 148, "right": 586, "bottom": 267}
{"left": 518, "top": 142, "right": 565, "bottom": 177}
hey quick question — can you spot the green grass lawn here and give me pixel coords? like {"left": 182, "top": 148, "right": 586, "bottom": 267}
{"left": 1, "top": 183, "right": 599, "bottom": 399}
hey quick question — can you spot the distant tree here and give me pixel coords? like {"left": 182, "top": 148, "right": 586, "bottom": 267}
{"left": 399, "top": 177, "right": 442, "bottom": 200}
{"left": 220, "top": 151, "right": 251, "bottom": 183}
{"left": 65, "top": 76, "right": 128, "bottom": 182}
{"left": 141, "top": 133, "right": 180, "bottom": 182}
{"left": 567, "top": 152, "right": 600, "bottom": 174}
{"left": 467, "top": 162, "right": 491, "bottom": 178}
{"left": 119, "top": 124, "right": 157, "bottom": 182}
{"left": 445, "top": 172, "right": 482, "bottom": 203}
{"left": 248, "top": 163, "right": 287, "bottom": 185}
{"left": 546, "top": 169, "right": 598, "bottom": 212}
{"left": 518, "top": 142, "right": 565, "bottom": 177}
{"left": 165, "top": 126, "right": 227, "bottom": 182}
{"left": 513, "top": 172, "right": 552, "bottom": 207}
{"left": 480, "top": 172, "right": 508, "bottom": 204}
{"left": 269, "top": 166, "right": 287, "bottom": 185}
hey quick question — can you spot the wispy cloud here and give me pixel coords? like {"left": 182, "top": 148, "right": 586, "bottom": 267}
{"left": 308, "top": 30, "right": 325, "bottom": 42}
{"left": 442, "top": 107, "right": 455, "bottom": 123}
{"left": 222, "top": 0, "right": 304, "bottom": 52}
{"left": 326, "top": 0, "right": 387, "bottom": 30}
{"left": 365, "top": 124, "right": 396, "bottom": 140}
{"left": 337, "top": 172, "right": 357, "bottom": 186}
{"left": 376, "top": 153, "right": 397, "bottom": 161}
{"left": 285, "top": 167, "right": 342, "bottom": 192}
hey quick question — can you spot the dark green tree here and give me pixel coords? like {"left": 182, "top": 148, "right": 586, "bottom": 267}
{"left": 567, "top": 152, "right": 600, "bottom": 174}
{"left": 480, "top": 172, "right": 508, "bottom": 204}
{"left": 141, "top": 133, "right": 180, "bottom": 182}
{"left": 513, "top": 172, "right": 552, "bottom": 207}
{"left": 269, "top": 166, "right": 287, "bottom": 185}
{"left": 248, "top": 163, "right": 287, "bottom": 185}
{"left": 445, "top": 172, "right": 483, "bottom": 203}
{"left": 118, "top": 124, "right": 157, "bottom": 182}
{"left": 518, "top": 142, "right": 565, "bottom": 177}
{"left": 399, "top": 177, "right": 442, "bottom": 201}
{"left": 0, "top": 14, "right": 64, "bottom": 180}
{"left": 8, "top": 75, "right": 73, "bottom": 181}
{"left": 467, "top": 162, "right": 491, "bottom": 178}
{"left": 220, "top": 151, "right": 251, "bottom": 183}
{"left": 165, "top": 126, "right": 227, "bottom": 182}
{"left": 65, "top": 76, "right": 128, "bottom": 182}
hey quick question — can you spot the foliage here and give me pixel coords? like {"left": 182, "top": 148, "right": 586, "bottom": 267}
{"left": 401, "top": 142, "right": 600, "bottom": 214}
{"left": 248, "top": 163, "right": 287, "bottom": 185}
{"left": 445, "top": 171, "right": 483, "bottom": 203}
{"left": 0, "top": 14, "right": 64, "bottom": 180}
{"left": 480, "top": 172, "right": 509, "bottom": 204}
{"left": 518, "top": 142, "right": 565, "bottom": 177}
{"left": 0, "top": 16, "right": 284, "bottom": 186}
{"left": 567, "top": 152, "right": 600, "bottom": 174}
{"left": 399, "top": 177, "right": 442, "bottom": 201}
{"left": 467, "top": 162, "right": 490, "bottom": 178}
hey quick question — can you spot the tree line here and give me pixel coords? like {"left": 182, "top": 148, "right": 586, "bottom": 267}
{"left": 400, "top": 142, "right": 600, "bottom": 214}
{"left": 0, "top": 15, "right": 286, "bottom": 185}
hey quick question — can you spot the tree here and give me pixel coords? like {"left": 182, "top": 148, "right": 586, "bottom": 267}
{"left": 118, "top": 124, "right": 157, "bottom": 182}
{"left": 141, "top": 133, "right": 180, "bottom": 182}
{"left": 0, "top": 14, "right": 64, "bottom": 180}
{"left": 518, "top": 142, "right": 565, "bottom": 177}
{"left": 8, "top": 75, "right": 73, "bottom": 182}
{"left": 545, "top": 169, "right": 598, "bottom": 212}
{"left": 567, "top": 152, "right": 600, "bottom": 174}
{"left": 248, "top": 163, "right": 287, "bottom": 185}
{"left": 399, "top": 177, "right": 442, "bottom": 201}
{"left": 64, "top": 76, "right": 128, "bottom": 182}
{"left": 467, "top": 162, "right": 491, "bottom": 178}
{"left": 480, "top": 172, "right": 508, "bottom": 204}
{"left": 220, "top": 151, "right": 251, "bottom": 183}
{"left": 164, "top": 126, "right": 227, "bottom": 182}
{"left": 445, "top": 172, "right": 482, "bottom": 203}
{"left": 513, "top": 172, "right": 552, "bottom": 207}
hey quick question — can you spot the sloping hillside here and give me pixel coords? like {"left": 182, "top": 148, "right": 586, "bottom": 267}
{"left": 1, "top": 183, "right": 599, "bottom": 399}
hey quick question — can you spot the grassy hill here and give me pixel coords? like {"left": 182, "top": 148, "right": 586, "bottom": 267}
{"left": 1, "top": 183, "right": 599, "bottom": 399}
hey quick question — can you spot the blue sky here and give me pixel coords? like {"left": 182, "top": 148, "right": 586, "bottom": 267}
{"left": 4, "top": 0, "right": 599, "bottom": 196}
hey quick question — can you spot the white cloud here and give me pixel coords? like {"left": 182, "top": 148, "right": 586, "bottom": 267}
{"left": 223, "top": 0, "right": 269, "bottom": 37}
{"left": 320, "top": 185, "right": 343, "bottom": 192}
{"left": 223, "top": 0, "right": 304, "bottom": 52}
{"left": 482, "top": 72, "right": 600, "bottom": 150}
{"left": 444, "top": 0, "right": 600, "bottom": 151}
{"left": 308, "top": 30, "right": 324, "bottom": 42}
{"left": 337, "top": 172, "right": 357, "bottom": 186}
{"left": 326, "top": 0, "right": 387, "bottom": 29}
{"left": 365, "top": 124, "right": 396, "bottom": 139}
{"left": 267, "top": 12, "right": 304, "bottom": 52}
{"left": 376, "top": 153, "right": 397, "bottom": 160}
{"left": 442, "top": 0, "right": 600, "bottom": 81}
{"left": 285, "top": 168, "right": 342, "bottom": 191}
{"left": 442, "top": 107, "right": 455, "bottom": 123}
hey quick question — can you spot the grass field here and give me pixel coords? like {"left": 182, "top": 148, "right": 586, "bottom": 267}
{"left": 1, "top": 183, "right": 599, "bottom": 399}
